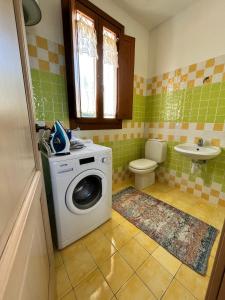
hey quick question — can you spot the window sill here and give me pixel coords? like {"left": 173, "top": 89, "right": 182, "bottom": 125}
{"left": 70, "top": 118, "right": 122, "bottom": 130}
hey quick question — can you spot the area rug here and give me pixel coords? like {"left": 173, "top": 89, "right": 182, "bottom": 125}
{"left": 112, "top": 186, "right": 218, "bottom": 275}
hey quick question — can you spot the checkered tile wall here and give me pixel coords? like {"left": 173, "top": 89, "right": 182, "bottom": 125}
{"left": 26, "top": 33, "right": 147, "bottom": 186}
{"left": 27, "top": 32, "right": 225, "bottom": 205}
{"left": 146, "top": 55, "right": 225, "bottom": 206}
{"left": 147, "top": 55, "right": 225, "bottom": 96}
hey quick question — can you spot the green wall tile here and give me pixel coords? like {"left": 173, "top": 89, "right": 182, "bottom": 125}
{"left": 31, "top": 69, "right": 69, "bottom": 125}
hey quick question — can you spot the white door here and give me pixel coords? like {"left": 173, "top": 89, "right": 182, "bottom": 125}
{"left": 0, "top": 1, "right": 53, "bottom": 299}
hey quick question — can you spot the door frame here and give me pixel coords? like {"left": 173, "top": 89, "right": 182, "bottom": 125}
{"left": 4, "top": 1, "right": 54, "bottom": 299}
{"left": 206, "top": 219, "right": 225, "bottom": 300}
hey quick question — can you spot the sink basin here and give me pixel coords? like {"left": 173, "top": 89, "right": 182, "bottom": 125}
{"left": 174, "top": 143, "right": 221, "bottom": 160}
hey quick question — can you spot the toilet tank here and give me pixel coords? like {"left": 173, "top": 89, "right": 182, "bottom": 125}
{"left": 145, "top": 139, "right": 167, "bottom": 163}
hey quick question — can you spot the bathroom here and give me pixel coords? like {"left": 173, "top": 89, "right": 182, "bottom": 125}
{"left": 0, "top": 0, "right": 225, "bottom": 299}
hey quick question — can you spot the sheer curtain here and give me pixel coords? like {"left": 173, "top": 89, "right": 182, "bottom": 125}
{"left": 76, "top": 13, "right": 98, "bottom": 118}
{"left": 103, "top": 28, "right": 118, "bottom": 118}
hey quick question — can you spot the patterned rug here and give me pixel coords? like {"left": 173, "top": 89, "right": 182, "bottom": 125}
{"left": 112, "top": 186, "right": 218, "bottom": 275}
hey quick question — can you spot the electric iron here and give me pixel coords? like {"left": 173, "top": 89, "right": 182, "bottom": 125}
{"left": 49, "top": 121, "right": 70, "bottom": 155}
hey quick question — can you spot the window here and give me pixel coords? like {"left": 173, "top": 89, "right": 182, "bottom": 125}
{"left": 62, "top": 0, "right": 135, "bottom": 129}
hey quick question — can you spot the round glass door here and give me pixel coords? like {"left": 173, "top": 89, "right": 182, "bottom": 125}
{"left": 66, "top": 169, "right": 106, "bottom": 214}
{"left": 72, "top": 175, "right": 102, "bottom": 210}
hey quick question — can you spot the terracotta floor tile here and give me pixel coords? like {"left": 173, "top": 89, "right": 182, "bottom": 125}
{"left": 75, "top": 269, "right": 113, "bottom": 300}
{"left": 105, "top": 224, "right": 134, "bottom": 250}
{"left": 116, "top": 274, "right": 156, "bottom": 300}
{"left": 55, "top": 250, "right": 63, "bottom": 268}
{"left": 61, "top": 290, "right": 76, "bottom": 300}
{"left": 85, "top": 235, "right": 117, "bottom": 265}
{"left": 175, "top": 265, "right": 209, "bottom": 300}
{"left": 64, "top": 246, "right": 96, "bottom": 287}
{"left": 134, "top": 231, "right": 159, "bottom": 253}
{"left": 111, "top": 210, "right": 126, "bottom": 224}
{"left": 99, "top": 218, "right": 120, "bottom": 234}
{"left": 120, "top": 220, "right": 140, "bottom": 236}
{"left": 61, "top": 240, "right": 84, "bottom": 263}
{"left": 56, "top": 265, "right": 72, "bottom": 299}
{"left": 56, "top": 182, "right": 225, "bottom": 300}
{"left": 99, "top": 252, "right": 134, "bottom": 293}
{"left": 152, "top": 246, "right": 181, "bottom": 276}
{"left": 119, "top": 238, "right": 149, "bottom": 270}
{"left": 206, "top": 256, "right": 214, "bottom": 277}
{"left": 162, "top": 279, "right": 196, "bottom": 300}
{"left": 137, "top": 256, "right": 173, "bottom": 299}
{"left": 81, "top": 228, "right": 104, "bottom": 247}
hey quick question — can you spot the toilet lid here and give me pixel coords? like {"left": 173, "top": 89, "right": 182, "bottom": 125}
{"left": 129, "top": 159, "right": 157, "bottom": 170}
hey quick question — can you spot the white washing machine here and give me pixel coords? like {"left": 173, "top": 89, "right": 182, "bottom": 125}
{"left": 42, "top": 144, "right": 112, "bottom": 249}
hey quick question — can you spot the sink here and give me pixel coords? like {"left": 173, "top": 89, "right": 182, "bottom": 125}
{"left": 174, "top": 143, "right": 221, "bottom": 160}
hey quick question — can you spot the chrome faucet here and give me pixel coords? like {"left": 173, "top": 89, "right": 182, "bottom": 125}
{"left": 197, "top": 138, "right": 204, "bottom": 147}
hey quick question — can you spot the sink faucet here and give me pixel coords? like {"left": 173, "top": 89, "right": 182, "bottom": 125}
{"left": 197, "top": 138, "right": 204, "bottom": 147}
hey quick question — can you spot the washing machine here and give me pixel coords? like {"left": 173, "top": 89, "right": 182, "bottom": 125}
{"left": 42, "top": 143, "right": 112, "bottom": 249}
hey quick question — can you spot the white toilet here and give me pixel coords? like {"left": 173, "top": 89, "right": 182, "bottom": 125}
{"left": 129, "top": 139, "right": 167, "bottom": 189}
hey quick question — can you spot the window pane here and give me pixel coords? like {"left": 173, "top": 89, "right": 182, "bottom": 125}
{"left": 78, "top": 53, "right": 96, "bottom": 118}
{"left": 76, "top": 12, "right": 97, "bottom": 118}
{"left": 103, "top": 28, "right": 118, "bottom": 119}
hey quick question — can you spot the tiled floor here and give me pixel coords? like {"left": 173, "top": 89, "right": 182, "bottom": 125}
{"left": 55, "top": 182, "right": 225, "bottom": 300}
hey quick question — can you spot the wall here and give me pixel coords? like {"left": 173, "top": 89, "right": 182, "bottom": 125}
{"left": 148, "top": 0, "right": 225, "bottom": 77}
{"left": 26, "top": 0, "right": 150, "bottom": 184}
{"left": 145, "top": 0, "right": 225, "bottom": 206}
{"left": 27, "top": 0, "right": 225, "bottom": 205}
{"left": 90, "top": 0, "right": 149, "bottom": 78}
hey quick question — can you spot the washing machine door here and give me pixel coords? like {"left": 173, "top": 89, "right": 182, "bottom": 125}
{"left": 65, "top": 169, "right": 106, "bottom": 214}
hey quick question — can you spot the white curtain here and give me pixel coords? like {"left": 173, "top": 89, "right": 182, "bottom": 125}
{"left": 103, "top": 29, "right": 118, "bottom": 118}
{"left": 76, "top": 14, "right": 97, "bottom": 118}
{"left": 77, "top": 15, "right": 98, "bottom": 58}
{"left": 103, "top": 29, "right": 118, "bottom": 67}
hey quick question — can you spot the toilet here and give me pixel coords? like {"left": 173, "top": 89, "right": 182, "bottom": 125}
{"left": 129, "top": 139, "right": 167, "bottom": 189}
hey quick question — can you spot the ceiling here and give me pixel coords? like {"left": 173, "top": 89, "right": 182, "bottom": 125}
{"left": 113, "top": 0, "right": 195, "bottom": 30}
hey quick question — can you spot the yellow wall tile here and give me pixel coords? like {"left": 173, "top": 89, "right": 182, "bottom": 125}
{"left": 169, "top": 122, "right": 175, "bottom": 129}
{"left": 196, "top": 70, "right": 204, "bottom": 78}
{"left": 38, "top": 59, "right": 50, "bottom": 72}
{"left": 187, "top": 80, "right": 195, "bottom": 88}
{"left": 180, "top": 136, "right": 187, "bottom": 143}
{"left": 210, "top": 189, "right": 220, "bottom": 197}
{"left": 93, "top": 136, "right": 99, "bottom": 143}
{"left": 36, "top": 36, "right": 48, "bottom": 49}
{"left": 206, "top": 58, "right": 215, "bottom": 68}
{"left": 60, "top": 65, "right": 66, "bottom": 76}
{"left": 168, "top": 135, "right": 174, "bottom": 142}
{"left": 213, "top": 123, "right": 224, "bottom": 131}
{"left": 214, "top": 64, "right": 224, "bottom": 74}
{"left": 163, "top": 72, "right": 169, "bottom": 80}
{"left": 181, "top": 74, "right": 188, "bottom": 82}
{"left": 181, "top": 122, "right": 189, "bottom": 129}
{"left": 189, "top": 64, "right": 197, "bottom": 72}
{"left": 196, "top": 123, "right": 205, "bottom": 130}
{"left": 48, "top": 51, "right": 59, "bottom": 64}
{"left": 28, "top": 45, "right": 37, "bottom": 57}
{"left": 58, "top": 44, "right": 65, "bottom": 55}
{"left": 211, "top": 138, "right": 220, "bottom": 146}
{"left": 104, "top": 135, "right": 110, "bottom": 142}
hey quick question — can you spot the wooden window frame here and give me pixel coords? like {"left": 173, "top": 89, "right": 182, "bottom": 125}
{"left": 62, "top": 0, "right": 135, "bottom": 130}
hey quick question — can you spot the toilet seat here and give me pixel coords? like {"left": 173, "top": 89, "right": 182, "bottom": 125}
{"left": 129, "top": 159, "right": 157, "bottom": 174}
{"left": 129, "top": 159, "right": 157, "bottom": 170}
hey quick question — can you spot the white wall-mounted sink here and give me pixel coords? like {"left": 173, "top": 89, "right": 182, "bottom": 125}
{"left": 174, "top": 143, "right": 221, "bottom": 160}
